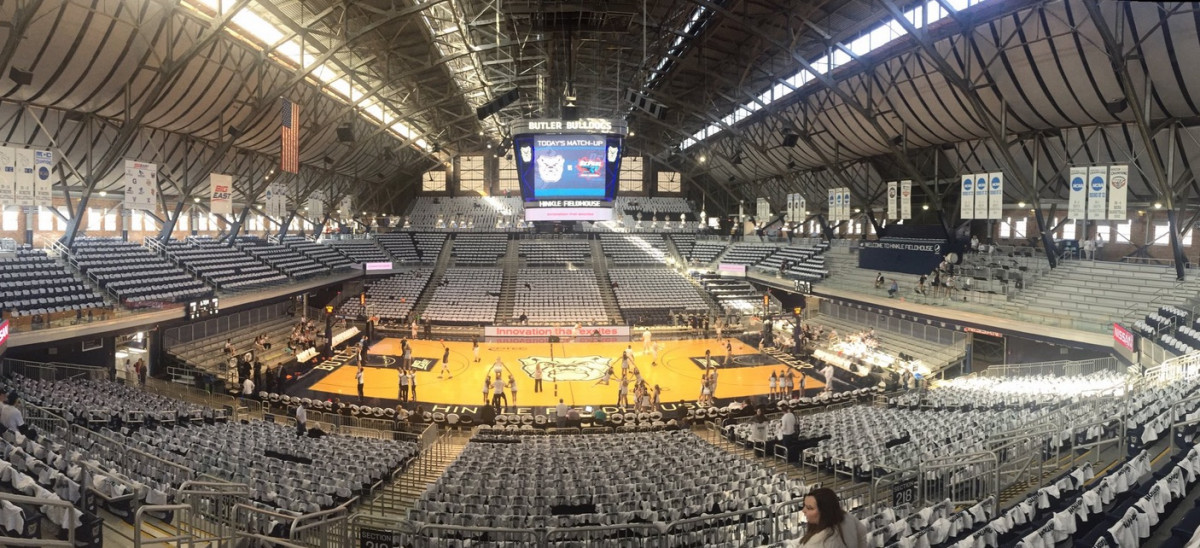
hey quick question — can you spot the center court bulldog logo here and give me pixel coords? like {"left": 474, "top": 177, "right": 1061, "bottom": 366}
{"left": 519, "top": 356, "right": 611, "bottom": 382}
{"left": 536, "top": 151, "right": 565, "bottom": 183}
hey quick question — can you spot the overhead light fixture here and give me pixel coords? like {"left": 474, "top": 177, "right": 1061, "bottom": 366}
{"left": 698, "top": 154, "right": 706, "bottom": 163}
{"left": 1018, "top": 201, "right": 1026, "bottom": 207}
{"left": 922, "top": 204, "right": 929, "bottom": 210}
{"left": 1153, "top": 202, "right": 1163, "bottom": 209}
{"left": 98, "top": 191, "right": 107, "bottom": 197}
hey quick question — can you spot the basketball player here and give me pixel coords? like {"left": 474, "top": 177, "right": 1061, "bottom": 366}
{"left": 642, "top": 328, "right": 652, "bottom": 354}
{"left": 649, "top": 342, "right": 660, "bottom": 367}
{"left": 356, "top": 364, "right": 365, "bottom": 403}
{"left": 723, "top": 339, "right": 734, "bottom": 367}
{"left": 401, "top": 341, "right": 412, "bottom": 370}
{"left": 399, "top": 367, "right": 410, "bottom": 402}
{"left": 769, "top": 371, "right": 778, "bottom": 400}
{"left": 617, "top": 375, "right": 630, "bottom": 408}
{"left": 533, "top": 362, "right": 544, "bottom": 393}
{"left": 472, "top": 337, "right": 480, "bottom": 363}
{"left": 508, "top": 375, "right": 518, "bottom": 407}
{"left": 407, "top": 369, "right": 416, "bottom": 401}
{"left": 492, "top": 375, "right": 507, "bottom": 411}
{"left": 483, "top": 374, "right": 491, "bottom": 405}
{"left": 438, "top": 340, "right": 451, "bottom": 379}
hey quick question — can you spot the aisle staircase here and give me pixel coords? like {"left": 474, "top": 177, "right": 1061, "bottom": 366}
{"left": 591, "top": 240, "right": 625, "bottom": 324}
{"left": 495, "top": 239, "right": 521, "bottom": 324}
{"left": 361, "top": 431, "right": 468, "bottom": 517}
{"left": 409, "top": 238, "right": 456, "bottom": 320}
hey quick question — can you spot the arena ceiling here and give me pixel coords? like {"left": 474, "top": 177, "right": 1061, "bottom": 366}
{"left": 1, "top": 0, "right": 1199, "bottom": 231}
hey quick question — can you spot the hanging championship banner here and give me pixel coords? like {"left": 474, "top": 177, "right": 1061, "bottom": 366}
{"left": 973, "top": 174, "right": 988, "bottom": 220}
{"left": 264, "top": 182, "right": 288, "bottom": 219}
{"left": 14, "top": 148, "right": 35, "bottom": 207}
{"left": 960, "top": 175, "right": 974, "bottom": 220}
{"left": 0, "top": 147, "right": 14, "bottom": 207}
{"left": 841, "top": 189, "right": 852, "bottom": 220}
{"left": 124, "top": 160, "right": 158, "bottom": 210}
{"left": 827, "top": 188, "right": 837, "bottom": 221}
{"left": 987, "top": 172, "right": 1003, "bottom": 220}
{"left": 209, "top": 173, "right": 233, "bottom": 216}
{"left": 787, "top": 194, "right": 796, "bottom": 221}
{"left": 1087, "top": 166, "right": 1108, "bottom": 221}
{"left": 756, "top": 197, "right": 770, "bottom": 222}
{"left": 887, "top": 181, "right": 898, "bottom": 220}
{"left": 798, "top": 196, "right": 806, "bottom": 220}
{"left": 339, "top": 194, "right": 354, "bottom": 218}
{"left": 308, "top": 191, "right": 325, "bottom": 220}
{"left": 1068, "top": 166, "right": 1087, "bottom": 220}
{"left": 34, "top": 150, "right": 53, "bottom": 206}
{"left": 1107, "top": 165, "right": 1128, "bottom": 221}
{"left": 900, "top": 180, "right": 911, "bottom": 220}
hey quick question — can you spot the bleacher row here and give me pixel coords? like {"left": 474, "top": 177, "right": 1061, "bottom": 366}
{"left": 0, "top": 372, "right": 417, "bottom": 545}
{"left": 0, "top": 250, "right": 106, "bottom": 317}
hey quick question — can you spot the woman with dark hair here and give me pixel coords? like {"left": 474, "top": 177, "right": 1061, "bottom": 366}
{"left": 798, "top": 488, "right": 867, "bottom": 547}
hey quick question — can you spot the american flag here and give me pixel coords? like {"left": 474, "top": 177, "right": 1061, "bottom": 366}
{"left": 281, "top": 98, "right": 299, "bottom": 174}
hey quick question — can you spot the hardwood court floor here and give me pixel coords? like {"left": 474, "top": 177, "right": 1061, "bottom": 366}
{"left": 306, "top": 337, "right": 820, "bottom": 408}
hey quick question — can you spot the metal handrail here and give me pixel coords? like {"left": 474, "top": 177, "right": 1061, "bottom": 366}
{"left": 135, "top": 504, "right": 194, "bottom": 548}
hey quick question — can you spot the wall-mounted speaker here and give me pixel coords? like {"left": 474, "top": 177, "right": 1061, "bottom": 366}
{"left": 336, "top": 125, "right": 355, "bottom": 143}
{"left": 8, "top": 68, "right": 32, "bottom": 86}
{"left": 476, "top": 88, "right": 520, "bottom": 120}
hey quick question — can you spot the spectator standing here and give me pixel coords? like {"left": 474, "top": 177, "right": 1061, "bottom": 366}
{"left": 295, "top": 403, "right": 307, "bottom": 437}
{"left": 356, "top": 364, "right": 365, "bottom": 403}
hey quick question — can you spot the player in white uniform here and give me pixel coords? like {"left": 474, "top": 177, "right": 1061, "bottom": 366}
{"left": 642, "top": 328, "right": 652, "bottom": 354}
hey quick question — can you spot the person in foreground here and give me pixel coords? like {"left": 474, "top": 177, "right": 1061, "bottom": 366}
{"left": 794, "top": 488, "right": 867, "bottom": 548}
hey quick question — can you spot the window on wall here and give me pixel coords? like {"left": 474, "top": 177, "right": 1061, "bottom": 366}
{"left": 422, "top": 170, "right": 446, "bottom": 192}
{"left": 87, "top": 208, "right": 102, "bottom": 231}
{"left": 1, "top": 208, "right": 17, "bottom": 231}
{"left": 999, "top": 217, "right": 1012, "bottom": 239}
{"left": 458, "top": 156, "right": 485, "bottom": 194}
{"left": 103, "top": 210, "right": 116, "bottom": 231}
{"left": 1116, "top": 221, "right": 1133, "bottom": 243}
{"left": 497, "top": 155, "right": 519, "bottom": 192}
{"left": 130, "top": 210, "right": 143, "bottom": 231}
{"left": 620, "top": 157, "right": 644, "bottom": 192}
{"left": 37, "top": 206, "right": 55, "bottom": 231}
{"left": 1095, "top": 223, "right": 1111, "bottom": 243}
{"left": 657, "top": 171, "right": 681, "bottom": 193}
{"left": 1012, "top": 218, "right": 1027, "bottom": 239}
{"left": 1061, "top": 221, "right": 1075, "bottom": 241}
{"left": 1153, "top": 223, "right": 1193, "bottom": 246}
{"left": 176, "top": 213, "right": 188, "bottom": 232}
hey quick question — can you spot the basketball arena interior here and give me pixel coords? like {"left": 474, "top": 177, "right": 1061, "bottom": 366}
{"left": 2, "top": 0, "right": 1200, "bottom": 547}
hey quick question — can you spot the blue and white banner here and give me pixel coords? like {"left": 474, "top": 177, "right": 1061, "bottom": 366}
{"left": 124, "top": 160, "right": 158, "bottom": 210}
{"left": 987, "top": 172, "right": 1003, "bottom": 220}
{"left": 960, "top": 174, "right": 975, "bottom": 220}
{"left": 34, "top": 150, "right": 53, "bottom": 207}
{"left": 900, "top": 180, "right": 912, "bottom": 220}
{"left": 263, "top": 182, "right": 288, "bottom": 220}
{"left": 887, "top": 181, "right": 898, "bottom": 220}
{"left": 1087, "top": 166, "right": 1108, "bottom": 220}
{"left": 0, "top": 147, "right": 14, "bottom": 207}
{"left": 1107, "top": 165, "right": 1128, "bottom": 221}
{"left": 973, "top": 174, "right": 988, "bottom": 220}
{"left": 828, "top": 188, "right": 837, "bottom": 222}
{"left": 14, "top": 148, "right": 34, "bottom": 207}
{"left": 1068, "top": 167, "right": 1087, "bottom": 220}
{"left": 841, "top": 189, "right": 852, "bottom": 221}
{"left": 307, "top": 191, "right": 325, "bottom": 221}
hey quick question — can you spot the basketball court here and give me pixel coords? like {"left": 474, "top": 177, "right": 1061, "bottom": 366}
{"left": 294, "top": 337, "right": 819, "bottom": 410}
